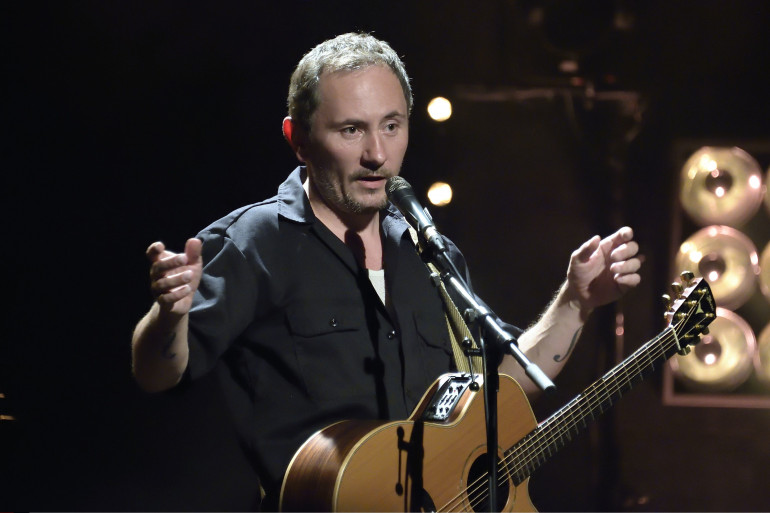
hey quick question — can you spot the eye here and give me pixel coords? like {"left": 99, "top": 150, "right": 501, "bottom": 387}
{"left": 341, "top": 126, "right": 359, "bottom": 136}
{"left": 384, "top": 122, "right": 398, "bottom": 132}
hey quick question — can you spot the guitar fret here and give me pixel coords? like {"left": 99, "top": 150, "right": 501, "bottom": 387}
{"left": 455, "top": 281, "right": 711, "bottom": 512}
{"left": 504, "top": 329, "right": 683, "bottom": 485}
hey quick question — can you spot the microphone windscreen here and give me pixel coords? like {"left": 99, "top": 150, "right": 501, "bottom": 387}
{"left": 385, "top": 176, "right": 411, "bottom": 197}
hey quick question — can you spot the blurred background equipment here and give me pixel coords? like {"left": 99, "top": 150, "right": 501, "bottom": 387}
{"left": 674, "top": 225, "right": 759, "bottom": 311}
{"left": 754, "top": 323, "right": 770, "bottom": 385}
{"left": 760, "top": 240, "right": 770, "bottom": 301}
{"left": 679, "top": 146, "right": 764, "bottom": 227}
{"left": 665, "top": 143, "right": 770, "bottom": 407}
{"left": 671, "top": 307, "right": 756, "bottom": 392}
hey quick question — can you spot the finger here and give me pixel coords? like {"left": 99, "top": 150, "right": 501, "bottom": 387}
{"left": 185, "top": 238, "right": 203, "bottom": 266}
{"left": 601, "top": 226, "right": 635, "bottom": 252}
{"left": 156, "top": 283, "right": 194, "bottom": 307}
{"left": 151, "top": 269, "right": 194, "bottom": 298}
{"left": 159, "top": 269, "right": 194, "bottom": 290}
{"left": 610, "top": 256, "right": 642, "bottom": 275}
{"left": 610, "top": 240, "right": 640, "bottom": 262}
{"left": 614, "top": 272, "right": 641, "bottom": 289}
{"left": 610, "top": 226, "right": 634, "bottom": 244}
{"left": 574, "top": 235, "right": 601, "bottom": 262}
{"left": 146, "top": 241, "right": 167, "bottom": 261}
{"left": 150, "top": 253, "right": 188, "bottom": 280}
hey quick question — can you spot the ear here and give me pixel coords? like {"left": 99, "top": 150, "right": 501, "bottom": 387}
{"left": 282, "top": 116, "right": 306, "bottom": 162}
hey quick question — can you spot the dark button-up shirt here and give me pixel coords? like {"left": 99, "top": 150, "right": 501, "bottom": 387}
{"left": 186, "top": 167, "right": 521, "bottom": 495}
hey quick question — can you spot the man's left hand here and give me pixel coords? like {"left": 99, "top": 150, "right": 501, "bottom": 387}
{"left": 565, "top": 226, "right": 642, "bottom": 313}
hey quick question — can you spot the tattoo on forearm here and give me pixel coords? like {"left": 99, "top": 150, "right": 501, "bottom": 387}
{"left": 161, "top": 332, "right": 177, "bottom": 360}
{"left": 553, "top": 327, "right": 582, "bottom": 362}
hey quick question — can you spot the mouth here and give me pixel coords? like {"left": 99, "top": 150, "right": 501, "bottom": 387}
{"left": 356, "top": 174, "right": 388, "bottom": 189}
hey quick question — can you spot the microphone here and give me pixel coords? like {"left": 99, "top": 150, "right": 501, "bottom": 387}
{"left": 386, "top": 176, "right": 448, "bottom": 254}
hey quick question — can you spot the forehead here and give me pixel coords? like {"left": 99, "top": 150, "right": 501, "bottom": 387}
{"left": 314, "top": 65, "right": 407, "bottom": 120}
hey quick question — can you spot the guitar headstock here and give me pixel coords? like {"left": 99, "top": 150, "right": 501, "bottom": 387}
{"left": 663, "top": 271, "right": 717, "bottom": 355}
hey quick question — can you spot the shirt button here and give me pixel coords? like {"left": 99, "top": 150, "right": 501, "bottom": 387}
{"left": 329, "top": 317, "right": 338, "bottom": 328}
{"left": 387, "top": 330, "right": 397, "bottom": 340}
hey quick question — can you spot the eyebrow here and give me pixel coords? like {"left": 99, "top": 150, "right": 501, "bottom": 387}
{"left": 382, "top": 111, "right": 408, "bottom": 123}
{"left": 333, "top": 111, "right": 407, "bottom": 127}
{"left": 382, "top": 110, "right": 407, "bottom": 120}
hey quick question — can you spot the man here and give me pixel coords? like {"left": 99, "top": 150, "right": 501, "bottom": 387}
{"left": 132, "top": 32, "right": 641, "bottom": 509}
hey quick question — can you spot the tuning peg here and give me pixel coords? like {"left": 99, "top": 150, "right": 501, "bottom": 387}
{"left": 671, "top": 282, "right": 684, "bottom": 297}
{"left": 661, "top": 293, "right": 673, "bottom": 311}
{"left": 680, "top": 270, "right": 695, "bottom": 285}
{"left": 678, "top": 346, "right": 692, "bottom": 356}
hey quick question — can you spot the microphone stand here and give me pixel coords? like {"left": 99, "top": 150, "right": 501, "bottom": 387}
{"left": 429, "top": 249, "right": 555, "bottom": 512}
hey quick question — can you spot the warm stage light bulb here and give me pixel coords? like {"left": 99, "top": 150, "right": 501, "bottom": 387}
{"left": 427, "top": 97, "right": 452, "bottom": 122}
{"left": 427, "top": 181, "right": 453, "bottom": 206}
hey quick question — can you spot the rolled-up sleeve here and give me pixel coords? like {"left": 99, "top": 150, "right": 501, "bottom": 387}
{"left": 187, "top": 230, "right": 260, "bottom": 379}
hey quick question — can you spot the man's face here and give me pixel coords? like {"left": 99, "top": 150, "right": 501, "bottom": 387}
{"left": 301, "top": 65, "right": 409, "bottom": 215}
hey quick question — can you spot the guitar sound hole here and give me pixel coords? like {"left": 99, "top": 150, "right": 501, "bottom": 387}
{"left": 467, "top": 453, "right": 509, "bottom": 512}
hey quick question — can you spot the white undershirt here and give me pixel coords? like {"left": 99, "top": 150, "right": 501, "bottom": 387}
{"left": 367, "top": 268, "right": 387, "bottom": 307}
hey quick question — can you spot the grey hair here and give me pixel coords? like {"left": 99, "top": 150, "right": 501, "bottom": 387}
{"left": 287, "top": 32, "right": 413, "bottom": 132}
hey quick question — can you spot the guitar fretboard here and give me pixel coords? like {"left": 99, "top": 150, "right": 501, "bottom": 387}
{"left": 505, "top": 324, "right": 688, "bottom": 485}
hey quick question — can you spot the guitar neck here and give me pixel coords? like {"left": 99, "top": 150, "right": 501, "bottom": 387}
{"left": 505, "top": 327, "right": 681, "bottom": 485}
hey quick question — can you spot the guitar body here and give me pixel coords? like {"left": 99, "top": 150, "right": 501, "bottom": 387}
{"left": 280, "top": 276, "right": 715, "bottom": 512}
{"left": 280, "top": 374, "right": 539, "bottom": 512}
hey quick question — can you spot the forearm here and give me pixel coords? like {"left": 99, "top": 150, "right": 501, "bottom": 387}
{"left": 499, "top": 280, "right": 589, "bottom": 396}
{"left": 131, "top": 302, "right": 190, "bottom": 392}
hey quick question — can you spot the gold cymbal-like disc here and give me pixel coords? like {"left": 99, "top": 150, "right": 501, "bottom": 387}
{"left": 755, "top": 322, "right": 770, "bottom": 385}
{"left": 680, "top": 146, "right": 764, "bottom": 227}
{"left": 675, "top": 225, "right": 760, "bottom": 310}
{"left": 761, "top": 242, "right": 770, "bottom": 304}
{"left": 765, "top": 166, "right": 770, "bottom": 216}
{"left": 672, "top": 308, "right": 756, "bottom": 392}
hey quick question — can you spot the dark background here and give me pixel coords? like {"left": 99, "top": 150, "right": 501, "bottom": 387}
{"left": 3, "top": 1, "right": 770, "bottom": 511}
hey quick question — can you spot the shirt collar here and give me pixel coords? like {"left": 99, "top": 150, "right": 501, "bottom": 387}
{"left": 277, "top": 165, "right": 410, "bottom": 238}
{"left": 277, "top": 166, "right": 314, "bottom": 224}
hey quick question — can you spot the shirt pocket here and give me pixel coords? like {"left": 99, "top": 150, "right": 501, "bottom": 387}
{"left": 413, "top": 311, "right": 454, "bottom": 371}
{"left": 286, "top": 303, "right": 377, "bottom": 403}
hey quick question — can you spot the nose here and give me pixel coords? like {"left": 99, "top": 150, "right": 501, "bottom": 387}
{"left": 361, "top": 132, "right": 386, "bottom": 170}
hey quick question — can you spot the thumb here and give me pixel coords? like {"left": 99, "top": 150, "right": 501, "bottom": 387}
{"left": 575, "top": 235, "right": 600, "bottom": 263}
{"left": 185, "top": 238, "right": 203, "bottom": 266}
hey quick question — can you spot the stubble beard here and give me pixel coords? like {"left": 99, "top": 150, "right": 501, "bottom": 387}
{"left": 314, "top": 168, "right": 391, "bottom": 216}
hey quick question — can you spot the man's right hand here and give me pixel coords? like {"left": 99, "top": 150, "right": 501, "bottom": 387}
{"left": 147, "top": 238, "right": 203, "bottom": 317}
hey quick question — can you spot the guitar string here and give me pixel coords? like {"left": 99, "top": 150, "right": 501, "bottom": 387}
{"left": 505, "top": 323, "right": 684, "bottom": 479}
{"left": 438, "top": 299, "right": 700, "bottom": 512}
{"left": 447, "top": 293, "right": 704, "bottom": 512}
{"left": 444, "top": 328, "right": 680, "bottom": 513}
{"left": 504, "top": 328, "right": 680, "bottom": 493}
{"left": 470, "top": 315, "right": 691, "bottom": 512}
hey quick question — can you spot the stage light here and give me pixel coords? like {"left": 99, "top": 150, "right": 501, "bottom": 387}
{"left": 671, "top": 308, "right": 756, "bottom": 392}
{"left": 679, "top": 146, "right": 764, "bottom": 227}
{"left": 427, "top": 181, "right": 453, "bottom": 206}
{"left": 674, "top": 225, "right": 760, "bottom": 310}
{"left": 765, "top": 166, "right": 770, "bottom": 215}
{"left": 666, "top": 142, "right": 770, "bottom": 407}
{"left": 755, "top": 323, "right": 770, "bottom": 385}
{"left": 427, "top": 97, "right": 452, "bottom": 122}
{"left": 0, "top": 392, "right": 15, "bottom": 422}
{"left": 760, "top": 242, "right": 770, "bottom": 304}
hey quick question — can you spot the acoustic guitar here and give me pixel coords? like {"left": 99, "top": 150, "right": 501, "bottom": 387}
{"left": 280, "top": 273, "right": 715, "bottom": 512}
